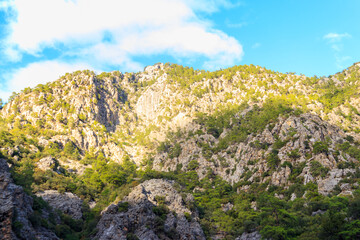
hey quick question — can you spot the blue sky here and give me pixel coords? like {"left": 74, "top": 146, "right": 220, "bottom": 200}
{"left": 0, "top": 0, "right": 360, "bottom": 101}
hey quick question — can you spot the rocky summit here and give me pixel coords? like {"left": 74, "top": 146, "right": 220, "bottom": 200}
{"left": 1, "top": 62, "right": 360, "bottom": 239}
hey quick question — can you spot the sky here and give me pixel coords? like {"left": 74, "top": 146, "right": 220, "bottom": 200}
{"left": 1, "top": 0, "right": 360, "bottom": 101}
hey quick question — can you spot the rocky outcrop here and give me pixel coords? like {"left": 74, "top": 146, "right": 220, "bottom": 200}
{"left": 235, "top": 231, "right": 261, "bottom": 240}
{"left": 153, "top": 112, "right": 359, "bottom": 195}
{"left": 94, "top": 179, "right": 205, "bottom": 240}
{"left": 36, "top": 190, "right": 84, "bottom": 220}
{"left": 58, "top": 158, "right": 90, "bottom": 175}
{"left": 317, "top": 169, "right": 356, "bottom": 195}
{"left": 0, "top": 158, "right": 59, "bottom": 240}
{"left": 36, "top": 156, "right": 63, "bottom": 174}
{"left": 2, "top": 62, "right": 360, "bottom": 239}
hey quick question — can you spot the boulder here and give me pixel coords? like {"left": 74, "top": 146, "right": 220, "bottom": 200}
{"left": 36, "top": 190, "right": 83, "bottom": 220}
{"left": 94, "top": 179, "right": 206, "bottom": 240}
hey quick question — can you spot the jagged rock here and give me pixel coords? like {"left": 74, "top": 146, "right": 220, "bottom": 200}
{"left": 0, "top": 158, "right": 59, "bottom": 239}
{"left": 311, "top": 210, "right": 326, "bottom": 216}
{"left": 36, "top": 190, "right": 83, "bottom": 220}
{"left": 317, "top": 169, "right": 355, "bottom": 195}
{"left": 3, "top": 63, "right": 360, "bottom": 196}
{"left": 271, "top": 166, "right": 291, "bottom": 186}
{"left": 152, "top": 111, "right": 358, "bottom": 195}
{"left": 36, "top": 156, "right": 63, "bottom": 173}
{"left": 58, "top": 158, "right": 90, "bottom": 175}
{"left": 135, "top": 83, "right": 165, "bottom": 121}
{"left": 144, "top": 63, "right": 163, "bottom": 75}
{"left": 235, "top": 231, "right": 261, "bottom": 240}
{"left": 222, "top": 202, "right": 234, "bottom": 212}
{"left": 94, "top": 179, "right": 206, "bottom": 240}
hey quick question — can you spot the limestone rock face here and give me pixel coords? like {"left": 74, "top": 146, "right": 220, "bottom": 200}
{"left": 36, "top": 190, "right": 84, "bottom": 220}
{"left": 94, "top": 179, "right": 206, "bottom": 240}
{"left": 235, "top": 231, "right": 261, "bottom": 240}
{"left": 317, "top": 169, "right": 355, "bottom": 195}
{"left": 153, "top": 112, "right": 358, "bottom": 195}
{"left": 136, "top": 86, "right": 163, "bottom": 121}
{"left": 0, "top": 158, "right": 59, "bottom": 240}
{"left": 36, "top": 156, "right": 63, "bottom": 174}
{"left": 58, "top": 158, "right": 90, "bottom": 175}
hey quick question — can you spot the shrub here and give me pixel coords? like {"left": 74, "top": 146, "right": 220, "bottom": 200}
{"left": 184, "top": 212, "right": 192, "bottom": 222}
{"left": 152, "top": 205, "right": 169, "bottom": 218}
{"left": 169, "top": 143, "right": 182, "bottom": 159}
{"left": 118, "top": 202, "right": 129, "bottom": 212}
{"left": 55, "top": 224, "right": 73, "bottom": 238}
{"left": 63, "top": 141, "right": 80, "bottom": 159}
{"left": 267, "top": 150, "right": 280, "bottom": 170}
{"left": 187, "top": 160, "right": 199, "bottom": 171}
{"left": 288, "top": 149, "right": 301, "bottom": 159}
{"left": 127, "top": 233, "right": 139, "bottom": 240}
{"left": 313, "top": 141, "right": 329, "bottom": 154}
{"left": 310, "top": 161, "right": 329, "bottom": 178}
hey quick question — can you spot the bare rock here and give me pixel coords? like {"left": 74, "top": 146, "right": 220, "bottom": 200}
{"left": 0, "top": 158, "right": 59, "bottom": 239}
{"left": 317, "top": 169, "right": 355, "bottom": 195}
{"left": 235, "top": 231, "right": 261, "bottom": 240}
{"left": 58, "top": 158, "right": 90, "bottom": 175}
{"left": 94, "top": 179, "right": 206, "bottom": 240}
{"left": 222, "top": 202, "right": 234, "bottom": 212}
{"left": 36, "top": 156, "right": 63, "bottom": 174}
{"left": 36, "top": 190, "right": 83, "bottom": 220}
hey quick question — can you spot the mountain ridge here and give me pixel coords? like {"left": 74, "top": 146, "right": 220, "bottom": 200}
{"left": 1, "top": 62, "right": 360, "bottom": 239}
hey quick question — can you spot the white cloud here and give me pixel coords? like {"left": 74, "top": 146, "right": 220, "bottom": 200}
{"left": 2, "top": 60, "right": 94, "bottom": 97}
{"left": 323, "top": 32, "right": 352, "bottom": 70}
{"left": 323, "top": 32, "right": 351, "bottom": 42}
{"left": 0, "top": 0, "right": 244, "bottom": 101}
{"left": 2, "top": 0, "right": 243, "bottom": 68}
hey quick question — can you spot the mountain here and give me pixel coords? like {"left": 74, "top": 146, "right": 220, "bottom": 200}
{"left": 1, "top": 62, "right": 360, "bottom": 239}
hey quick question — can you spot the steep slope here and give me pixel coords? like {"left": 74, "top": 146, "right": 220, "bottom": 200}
{"left": 95, "top": 179, "right": 205, "bottom": 240}
{"left": 0, "top": 158, "right": 59, "bottom": 240}
{"left": 1, "top": 62, "right": 360, "bottom": 239}
{"left": 153, "top": 111, "right": 359, "bottom": 195}
{"left": 3, "top": 62, "right": 360, "bottom": 163}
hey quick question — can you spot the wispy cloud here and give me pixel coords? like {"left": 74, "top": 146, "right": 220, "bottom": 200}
{"left": 0, "top": 0, "right": 244, "bottom": 100}
{"left": 323, "top": 32, "right": 351, "bottom": 42}
{"left": 323, "top": 32, "right": 352, "bottom": 69}
{"left": 225, "top": 21, "right": 247, "bottom": 28}
{"left": 185, "top": 0, "right": 243, "bottom": 13}
{"left": 252, "top": 43, "right": 261, "bottom": 49}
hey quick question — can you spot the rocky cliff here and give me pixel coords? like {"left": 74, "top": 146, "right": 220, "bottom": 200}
{"left": 0, "top": 158, "right": 59, "bottom": 240}
{"left": 95, "top": 179, "right": 205, "bottom": 240}
{"left": 152, "top": 112, "right": 359, "bottom": 195}
{"left": 2, "top": 62, "right": 360, "bottom": 239}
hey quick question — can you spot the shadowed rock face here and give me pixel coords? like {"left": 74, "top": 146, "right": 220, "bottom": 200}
{"left": 0, "top": 159, "right": 59, "bottom": 240}
{"left": 36, "top": 190, "right": 84, "bottom": 220}
{"left": 95, "top": 179, "right": 206, "bottom": 240}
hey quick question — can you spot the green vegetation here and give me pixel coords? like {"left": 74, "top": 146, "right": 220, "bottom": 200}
{"left": 193, "top": 98, "right": 299, "bottom": 153}
{"left": 2, "top": 63, "right": 360, "bottom": 240}
{"left": 337, "top": 141, "right": 360, "bottom": 161}
{"left": 313, "top": 141, "right": 329, "bottom": 154}
{"left": 310, "top": 161, "right": 330, "bottom": 178}
{"left": 140, "top": 167, "right": 360, "bottom": 239}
